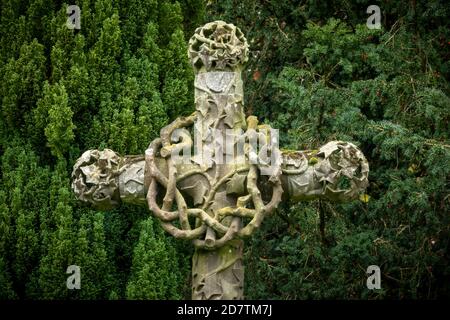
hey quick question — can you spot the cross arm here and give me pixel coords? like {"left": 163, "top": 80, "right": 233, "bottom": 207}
{"left": 71, "top": 140, "right": 368, "bottom": 210}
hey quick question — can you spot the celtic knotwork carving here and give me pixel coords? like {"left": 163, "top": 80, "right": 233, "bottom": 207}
{"left": 71, "top": 20, "right": 371, "bottom": 301}
{"left": 144, "top": 113, "right": 283, "bottom": 250}
{"left": 188, "top": 20, "right": 249, "bottom": 72}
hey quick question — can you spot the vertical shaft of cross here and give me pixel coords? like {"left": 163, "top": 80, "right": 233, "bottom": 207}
{"left": 192, "top": 240, "right": 244, "bottom": 299}
{"left": 190, "top": 57, "right": 247, "bottom": 301}
{"left": 187, "top": 21, "right": 250, "bottom": 300}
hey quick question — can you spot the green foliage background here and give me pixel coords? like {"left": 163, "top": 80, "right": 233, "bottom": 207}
{"left": 0, "top": 0, "right": 449, "bottom": 299}
{"left": 208, "top": 0, "right": 450, "bottom": 299}
{"left": 0, "top": 0, "right": 203, "bottom": 299}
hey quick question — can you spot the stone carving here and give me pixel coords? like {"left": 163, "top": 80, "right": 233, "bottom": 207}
{"left": 72, "top": 149, "right": 121, "bottom": 211}
{"left": 280, "top": 141, "right": 369, "bottom": 202}
{"left": 71, "top": 21, "right": 369, "bottom": 300}
{"left": 188, "top": 20, "right": 249, "bottom": 72}
{"left": 72, "top": 149, "right": 146, "bottom": 209}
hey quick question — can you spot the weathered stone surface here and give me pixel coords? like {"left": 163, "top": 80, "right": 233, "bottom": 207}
{"left": 188, "top": 21, "right": 249, "bottom": 73}
{"left": 72, "top": 146, "right": 368, "bottom": 208}
{"left": 281, "top": 141, "right": 369, "bottom": 202}
{"left": 71, "top": 149, "right": 121, "bottom": 211}
{"left": 71, "top": 21, "right": 369, "bottom": 300}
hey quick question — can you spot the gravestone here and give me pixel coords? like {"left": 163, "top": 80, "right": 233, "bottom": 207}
{"left": 71, "top": 21, "right": 369, "bottom": 300}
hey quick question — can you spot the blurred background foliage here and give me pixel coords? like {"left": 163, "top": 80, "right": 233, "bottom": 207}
{"left": 0, "top": 0, "right": 449, "bottom": 299}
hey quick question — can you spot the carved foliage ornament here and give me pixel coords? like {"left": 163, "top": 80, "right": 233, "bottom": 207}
{"left": 188, "top": 20, "right": 249, "bottom": 72}
{"left": 71, "top": 149, "right": 121, "bottom": 211}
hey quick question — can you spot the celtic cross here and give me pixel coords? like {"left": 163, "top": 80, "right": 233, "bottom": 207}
{"left": 71, "top": 21, "right": 369, "bottom": 300}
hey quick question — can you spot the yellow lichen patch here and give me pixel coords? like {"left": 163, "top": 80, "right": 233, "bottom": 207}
{"left": 408, "top": 164, "right": 419, "bottom": 174}
{"left": 246, "top": 116, "right": 258, "bottom": 129}
{"left": 359, "top": 193, "right": 370, "bottom": 203}
{"left": 308, "top": 157, "right": 318, "bottom": 165}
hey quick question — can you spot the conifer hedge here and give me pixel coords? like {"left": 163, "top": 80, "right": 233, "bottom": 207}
{"left": 209, "top": 0, "right": 450, "bottom": 299}
{"left": 0, "top": 0, "right": 203, "bottom": 299}
{"left": 1, "top": 0, "right": 449, "bottom": 299}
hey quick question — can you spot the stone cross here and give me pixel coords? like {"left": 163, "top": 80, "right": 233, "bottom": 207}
{"left": 71, "top": 21, "right": 369, "bottom": 300}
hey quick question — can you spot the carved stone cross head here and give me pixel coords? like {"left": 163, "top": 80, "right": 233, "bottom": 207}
{"left": 71, "top": 21, "right": 369, "bottom": 300}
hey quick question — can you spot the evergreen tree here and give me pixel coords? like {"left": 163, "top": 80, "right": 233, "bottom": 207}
{"left": 126, "top": 217, "right": 181, "bottom": 299}
{"left": 0, "top": 0, "right": 204, "bottom": 300}
{"left": 42, "top": 83, "right": 76, "bottom": 159}
{"left": 38, "top": 186, "right": 75, "bottom": 299}
{"left": 1, "top": 40, "right": 46, "bottom": 143}
{"left": 162, "top": 28, "right": 194, "bottom": 119}
{"left": 0, "top": 191, "right": 16, "bottom": 299}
